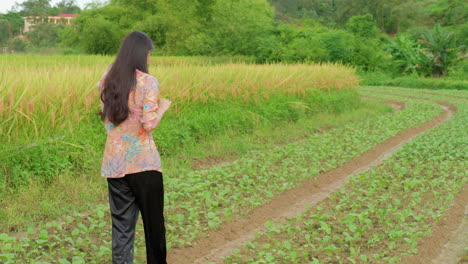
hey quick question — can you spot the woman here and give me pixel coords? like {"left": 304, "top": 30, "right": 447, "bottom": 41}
{"left": 98, "top": 31, "right": 171, "bottom": 264}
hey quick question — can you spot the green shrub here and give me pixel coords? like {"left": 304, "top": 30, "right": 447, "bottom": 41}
{"left": 320, "top": 30, "right": 354, "bottom": 63}
{"left": 346, "top": 14, "right": 379, "bottom": 38}
{"left": 12, "top": 37, "right": 27, "bottom": 52}
{"left": 26, "top": 23, "right": 65, "bottom": 48}
{"left": 387, "top": 35, "right": 429, "bottom": 75}
{"left": 79, "top": 16, "right": 124, "bottom": 55}
{"left": 254, "top": 35, "right": 284, "bottom": 63}
{"left": 418, "top": 24, "right": 460, "bottom": 76}
{"left": 282, "top": 34, "right": 327, "bottom": 63}
{"left": 448, "top": 58, "right": 468, "bottom": 80}
{"left": 389, "top": 24, "right": 463, "bottom": 77}
{"left": 350, "top": 37, "right": 387, "bottom": 71}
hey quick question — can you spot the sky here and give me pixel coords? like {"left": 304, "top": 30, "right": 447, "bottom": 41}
{"left": 0, "top": 0, "right": 94, "bottom": 14}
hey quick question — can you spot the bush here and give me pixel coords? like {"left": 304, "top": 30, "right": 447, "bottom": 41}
{"left": 346, "top": 14, "right": 380, "bottom": 38}
{"left": 74, "top": 4, "right": 141, "bottom": 54}
{"left": 319, "top": 30, "right": 354, "bottom": 63}
{"left": 12, "top": 37, "right": 27, "bottom": 52}
{"left": 282, "top": 34, "right": 327, "bottom": 63}
{"left": 80, "top": 16, "right": 124, "bottom": 54}
{"left": 254, "top": 35, "right": 284, "bottom": 63}
{"left": 388, "top": 24, "right": 463, "bottom": 77}
{"left": 350, "top": 37, "right": 388, "bottom": 71}
{"left": 58, "top": 26, "right": 80, "bottom": 49}
{"left": 27, "top": 23, "right": 64, "bottom": 48}
{"left": 387, "top": 35, "right": 428, "bottom": 75}
{"left": 448, "top": 58, "right": 468, "bottom": 80}
{"left": 418, "top": 24, "right": 460, "bottom": 76}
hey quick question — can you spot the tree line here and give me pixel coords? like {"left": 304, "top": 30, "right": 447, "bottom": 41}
{"left": 0, "top": 0, "right": 466, "bottom": 78}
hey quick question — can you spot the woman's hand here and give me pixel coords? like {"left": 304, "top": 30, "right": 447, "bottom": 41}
{"left": 158, "top": 98, "right": 172, "bottom": 113}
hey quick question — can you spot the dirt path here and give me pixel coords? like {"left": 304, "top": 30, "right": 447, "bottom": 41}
{"left": 402, "top": 182, "right": 467, "bottom": 264}
{"left": 363, "top": 90, "right": 468, "bottom": 264}
{"left": 433, "top": 199, "right": 467, "bottom": 264}
{"left": 361, "top": 95, "right": 406, "bottom": 111}
{"left": 167, "top": 99, "right": 457, "bottom": 264}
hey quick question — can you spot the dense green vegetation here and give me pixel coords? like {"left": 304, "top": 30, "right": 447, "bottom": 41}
{"left": 1, "top": 0, "right": 466, "bottom": 82}
{"left": 222, "top": 88, "right": 467, "bottom": 264}
{"left": 0, "top": 55, "right": 361, "bottom": 240}
{"left": 0, "top": 87, "right": 451, "bottom": 263}
{"left": 0, "top": 1, "right": 466, "bottom": 262}
{"left": 0, "top": 56, "right": 359, "bottom": 195}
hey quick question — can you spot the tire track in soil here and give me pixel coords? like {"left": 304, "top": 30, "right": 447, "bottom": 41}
{"left": 167, "top": 98, "right": 456, "bottom": 264}
{"left": 362, "top": 90, "right": 468, "bottom": 264}
{"left": 386, "top": 96, "right": 467, "bottom": 264}
{"left": 361, "top": 95, "right": 406, "bottom": 110}
{"left": 428, "top": 199, "right": 468, "bottom": 264}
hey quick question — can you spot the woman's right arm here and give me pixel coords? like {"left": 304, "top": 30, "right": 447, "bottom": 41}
{"left": 141, "top": 77, "right": 171, "bottom": 131}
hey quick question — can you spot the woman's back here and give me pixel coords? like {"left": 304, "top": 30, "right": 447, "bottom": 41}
{"left": 99, "top": 69, "right": 163, "bottom": 178}
{"left": 99, "top": 30, "right": 168, "bottom": 264}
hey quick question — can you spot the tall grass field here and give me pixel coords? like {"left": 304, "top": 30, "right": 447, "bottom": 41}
{"left": 0, "top": 55, "right": 364, "bottom": 234}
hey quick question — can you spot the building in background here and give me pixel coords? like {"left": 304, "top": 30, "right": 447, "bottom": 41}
{"left": 23, "top": 14, "right": 79, "bottom": 33}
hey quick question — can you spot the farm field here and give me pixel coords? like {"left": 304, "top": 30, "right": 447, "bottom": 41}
{"left": 0, "top": 54, "right": 360, "bottom": 230}
{"left": 0, "top": 55, "right": 466, "bottom": 263}
{"left": 219, "top": 88, "right": 467, "bottom": 264}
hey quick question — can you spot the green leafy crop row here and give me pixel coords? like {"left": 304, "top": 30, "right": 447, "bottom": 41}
{"left": 0, "top": 92, "right": 442, "bottom": 263}
{"left": 222, "top": 88, "right": 466, "bottom": 263}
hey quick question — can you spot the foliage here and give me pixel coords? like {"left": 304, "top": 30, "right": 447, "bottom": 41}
{"left": 448, "top": 57, "right": 468, "bottom": 80}
{"left": 418, "top": 24, "right": 461, "bottom": 76}
{"left": 387, "top": 35, "right": 427, "bottom": 74}
{"left": 427, "top": 0, "right": 468, "bottom": 27}
{"left": 80, "top": 17, "right": 122, "bottom": 54}
{"left": 195, "top": 0, "right": 274, "bottom": 56}
{"left": 3, "top": 0, "right": 466, "bottom": 75}
{"left": 280, "top": 27, "right": 327, "bottom": 63}
{"left": 346, "top": 13, "right": 379, "bottom": 38}
{"left": 26, "top": 23, "right": 64, "bottom": 47}
{"left": 320, "top": 30, "right": 354, "bottom": 63}
{"left": 57, "top": 26, "right": 79, "bottom": 49}
{"left": 12, "top": 37, "right": 27, "bottom": 52}
{"left": 388, "top": 24, "right": 464, "bottom": 77}
{"left": 0, "top": 55, "right": 359, "bottom": 193}
{"left": 361, "top": 71, "right": 468, "bottom": 90}
{"left": 14, "top": 0, "right": 51, "bottom": 16}
{"left": 5, "top": 87, "right": 465, "bottom": 262}
{"left": 0, "top": 19, "right": 9, "bottom": 45}
{"left": 224, "top": 89, "right": 467, "bottom": 263}
{"left": 0, "top": 12, "right": 24, "bottom": 36}
{"left": 52, "top": 0, "right": 82, "bottom": 14}
{"left": 14, "top": 0, "right": 81, "bottom": 16}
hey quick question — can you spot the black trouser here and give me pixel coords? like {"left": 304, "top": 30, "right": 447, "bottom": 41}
{"left": 107, "top": 170, "right": 167, "bottom": 264}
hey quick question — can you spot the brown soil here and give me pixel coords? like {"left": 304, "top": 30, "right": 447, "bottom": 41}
{"left": 361, "top": 95, "right": 406, "bottom": 110}
{"left": 167, "top": 99, "right": 458, "bottom": 264}
{"left": 385, "top": 100, "right": 406, "bottom": 110}
{"left": 402, "top": 187, "right": 468, "bottom": 264}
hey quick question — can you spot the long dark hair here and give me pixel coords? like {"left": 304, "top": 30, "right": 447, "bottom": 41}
{"left": 100, "top": 31, "right": 154, "bottom": 126}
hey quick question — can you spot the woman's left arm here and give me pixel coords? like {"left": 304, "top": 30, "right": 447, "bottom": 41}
{"left": 141, "top": 77, "right": 161, "bottom": 131}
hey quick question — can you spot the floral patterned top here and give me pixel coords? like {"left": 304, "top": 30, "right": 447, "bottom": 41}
{"left": 98, "top": 68, "right": 163, "bottom": 178}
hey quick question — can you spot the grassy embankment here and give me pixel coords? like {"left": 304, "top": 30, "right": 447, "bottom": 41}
{"left": 0, "top": 55, "right": 371, "bottom": 233}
